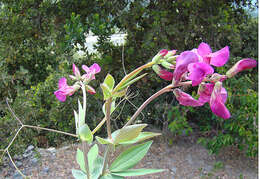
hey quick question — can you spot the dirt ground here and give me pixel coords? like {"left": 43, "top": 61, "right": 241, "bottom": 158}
{"left": 2, "top": 131, "right": 258, "bottom": 179}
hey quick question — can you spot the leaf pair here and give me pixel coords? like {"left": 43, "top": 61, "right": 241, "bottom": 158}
{"left": 73, "top": 144, "right": 104, "bottom": 179}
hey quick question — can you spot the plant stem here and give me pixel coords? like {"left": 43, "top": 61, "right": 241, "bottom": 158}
{"left": 82, "top": 141, "right": 90, "bottom": 179}
{"left": 105, "top": 98, "right": 113, "bottom": 140}
{"left": 124, "top": 81, "right": 192, "bottom": 127}
{"left": 102, "top": 144, "right": 113, "bottom": 175}
{"left": 81, "top": 82, "right": 87, "bottom": 122}
{"left": 23, "top": 125, "right": 78, "bottom": 137}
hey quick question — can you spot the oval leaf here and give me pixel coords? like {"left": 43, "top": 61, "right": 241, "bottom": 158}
{"left": 104, "top": 74, "right": 115, "bottom": 91}
{"left": 79, "top": 124, "right": 93, "bottom": 143}
{"left": 76, "top": 148, "right": 86, "bottom": 173}
{"left": 72, "top": 169, "right": 87, "bottom": 179}
{"left": 112, "top": 124, "right": 147, "bottom": 144}
{"left": 110, "top": 141, "right": 153, "bottom": 172}
{"left": 112, "top": 168, "right": 165, "bottom": 176}
{"left": 119, "top": 132, "right": 161, "bottom": 145}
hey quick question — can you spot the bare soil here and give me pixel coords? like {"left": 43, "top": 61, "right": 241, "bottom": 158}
{"left": 1, "top": 132, "right": 258, "bottom": 179}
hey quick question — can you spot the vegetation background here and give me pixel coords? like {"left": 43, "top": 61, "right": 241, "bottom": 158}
{"left": 0, "top": 0, "right": 258, "bottom": 158}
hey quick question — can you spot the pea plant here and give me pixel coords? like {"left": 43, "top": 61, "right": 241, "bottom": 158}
{"left": 3, "top": 42, "right": 256, "bottom": 179}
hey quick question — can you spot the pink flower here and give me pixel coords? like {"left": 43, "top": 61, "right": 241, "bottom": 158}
{"left": 54, "top": 78, "right": 78, "bottom": 102}
{"left": 69, "top": 64, "right": 81, "bottom": 80}
{"left": 187, "top": 62, "right": 214, "bottom": 86}
{"left": 82, "top": 63, "right": 101, "bottom": 81}
{"left": 226, "top": 58, "right": 257, "bottom": 78}
{"left": 173, "top": 89, "right": 204, "bottom": 107}
{"left": 152, "top": 64, "right": 173, "bottom": 81}
{"left": 173, "top": 51, "right": 198, "bottom": 83}
{"left": 197, "top": 42, "right": 229, "bottom": 67}
{"left": 210, "top": 82, "right": 230, "bottom": 119}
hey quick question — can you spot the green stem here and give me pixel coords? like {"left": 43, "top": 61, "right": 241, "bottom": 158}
{"left": 102, "top": 144, "right": 113, "bottom": 175}
{"left": 124, "top": 81, "right": 192, "bottom": 127}
{"left": 82, "top": 141, "right": 90, "bottom": 179}
{"left": 105, "top": 98, "right": 113, "bottom": 140}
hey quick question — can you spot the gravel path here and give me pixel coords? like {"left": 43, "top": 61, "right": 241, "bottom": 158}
{"left": 1, "top": 133, "right": 258, "bottom": 179}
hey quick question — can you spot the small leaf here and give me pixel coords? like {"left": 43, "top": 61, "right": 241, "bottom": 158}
{"left": 100, "top": 174, "right": 124, "bottom": 179}
{"left": 78, "top": 100, "right": 85, "bottom": 127}
{"left": 76, "top": 149, "right": 86, "bottom": 173}
{"left": 79, "top": 124, "right": 93, "bottom": 143}
{"left": 72, "top": 169, "right": 87, "bottom": 179}
{"left": 112, "top": 87, "right": 128, "bottom": 98}
{"left": 101, "top": 83, "right": 112, "bottom": 100}
{"left": 119, "top": 132, "right": 161, "bottom": 145}
{"left": 112, "top": 124, "right": 147, "bottom": 144}
{"left": 104, "top": 74, "right": 115, "bottom": 91}
{"left": 102, "top": 100, "right": 116, "bottom": 116}
{"left": 74, "top": 110, "right": 79, "bottom": 134}
{"left": 112, "top": 168, "right": 165, "bottom": 176}
{"left": 96, "top": 136, "right": 113, "bottom": 145}
{"left": 110, "top": 141, "right": 153, "bottom": 172}
{"left": 118, "top": 73, "right": 147, "bottom": 91}
{"left": 88, "top": 144, "right": 98, "bottom": 171}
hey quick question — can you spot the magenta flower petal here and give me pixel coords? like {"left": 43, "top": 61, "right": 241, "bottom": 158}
{"left": 72, "top": 64, "right": 81, "bottom": 77}
{"left": 197, "top": 42, "right": 212, "bottom": 64}
{"left": 188, "top": 62, "right": 214, "bottom": 86}
{"left": 226, "top": 58, "right": 257, "bottom": 78}
{"left": 89, "top": 63, "right": 101, "bottom": 74}
{"left": 209, "top": 46, "right": 229, "bottom": 67}
{"left": 173, "top": 51, "right": 198, "bottom": 82}
{"left": 198, "top": 83, "right": 214, "bottom": 103}
{"left": 82, "top": 63, "right": 101, "bottom": 81}
{"left": 58, "top": 77, "right": 68, "bottom": 88}
{"left": 210, "top": 82, "right": 230, "bottom": 119}
{"left": 54, "top": 90, "right": 67, "bottom": 102}
{"left": 173, "top": 89, "right": 204, "bottom": 107}
{"left": 152, "top": 65, "right": 173, "bottom": 81}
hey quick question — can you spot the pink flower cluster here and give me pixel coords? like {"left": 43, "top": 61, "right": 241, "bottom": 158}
{"left": 153, "top": 42, "right": 257, "bottom": 119}
{"left": 54, "top": 63, "right": 101, "bottom": 102}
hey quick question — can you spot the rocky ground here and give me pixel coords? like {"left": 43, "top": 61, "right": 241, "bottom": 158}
{"left": 1, "top": 132, "right": 258, "bottom": 179}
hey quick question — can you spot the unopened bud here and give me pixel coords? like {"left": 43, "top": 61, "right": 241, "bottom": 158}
{"left": 209, "top": 73, "right": 227, "bottom": 82}
{"left": 161, "top": 61, "right": 175, "bottom": 69}
{"left": 226, "top": 59, "right": 257, "bottom": 78}
{"left": 164, "top": 50, "right": 177, "bottom": 59}
{"left": 86, "top": 85, "right": 96, "bottom": 95}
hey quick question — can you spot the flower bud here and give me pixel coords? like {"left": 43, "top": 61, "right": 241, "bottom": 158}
{"left": 161, "top": 61, "right": 175, "bottom": 69}
{"left": 164, "top": 50, "right": 177, "bottom": 59}
{"left": 152, "top": 53, "right": 163, "bottom": 63}
{"left": 86, "top": 85, "right": 96, "bottom": 95}
{"left": 209, "top": 73, "right": 227, "bottom": 82}
{"left": 73, "top": 64, "right": 81, "bottom": 79}
{"left": 152, "top": 64, "right": 173, "bottom": 81}
{"left": 166, "top": 55, "right": 178, "bottom": 63}
{"left": 226, "top": 58, "right": 257, "bottom": 78}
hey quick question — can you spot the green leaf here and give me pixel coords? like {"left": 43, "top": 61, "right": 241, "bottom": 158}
{"left": 112, "top": 124, "right": 147, "bottom": 144}
{"left": 102, "top": 100, "right": 116, "bottom": 116}
{"left": 119, "top": 132, "right": 161, "bottom": 145}
{"left": 104, "top": 74, "right": 115, "bottom": 91}
{"left": 101, "top": 83, "right": 112, "bottom": 100}
{"left": 112, "top": 87, "right": 128, "bottom": 98}
{"left": 87, "top": 144, "right": 98, "bottom": 171}
{"left": 114, "top": 67, "right": 143, "bottom": 92}
{"left": 110, "top": 141, "right": 153, "bottom": 172}
{"left": 96, "top": 136, "right": 113, "bottom": 145}
{"left": 72, "top": 169, "right": 87, "bottom": 179}
{"left": 112, "top": 168, "right": 165, "bottom": 176}
{"left": 118, "top": 73, "right": 147, "bottom": 91}
{"left": 90, "top": 155, "right": 104, "bottom": 179}
{"left": 74, "top": 110, "right": 79, "bottom": 134}
{"left": 78, "top": 100, "right": 85, "bottom": 127}
{"left": 76, "top": 149, "right": 86, "bottom": 173}
{"left": 100, "top": 174, "right": 124, "bottom": 179}
{"left": 79, "top": 124, "right": 93, "bottom": 143}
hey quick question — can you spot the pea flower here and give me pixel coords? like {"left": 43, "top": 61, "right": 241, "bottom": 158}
{"left": 173, "top": 51, "right": 198, "bottom": 83}
{"left": 226, "top": 58, "right": 257, "bottom": 78}
{"left": 54, "top": 77, "right": 79, "bottom": 102}
{"left": 82, "top": 63, "right": 101, "bottom": 81}
{"left": 174, "top": 82, "right": 230, "bottom": 119}
{"left": 210, "top": 82, "right": 230, "bottom": 119}
{"left": 69, "top": 64, "right": 81, "bottom": 80}
{"left": 195, "top": 42, "right": 229, "bottom": 67}
{"left": 187, "top": 62, "right": 214, "bottom": 86}
{"left": 173, "top": 89, "right": 203, "bottom": 107}
{"left": 152, "top": 64, "right": 173, "bottom": 81}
